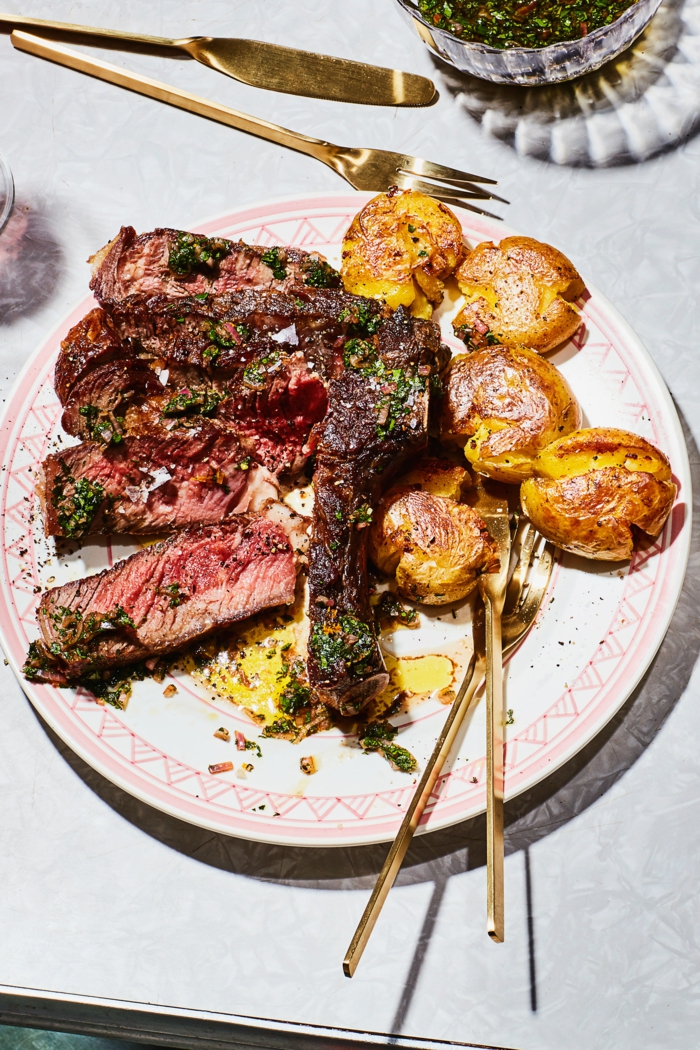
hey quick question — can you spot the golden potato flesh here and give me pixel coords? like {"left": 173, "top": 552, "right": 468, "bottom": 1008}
{"left": 399, "top": 457, "right": 471, "bottom": 500}
{"left": 369, "top": 487, "right": 500, "bottom": 604}
{"left": 453, "top": 236, "right": 586, "bottom": 353}
{"left": 341, "top": 189, "right": 467, "bottom": 319}
{"left": 440, "top": 345, "right": 581, "bottom": 483}
{"left": 520, "top": 428, "right": 676, "bottom": 561}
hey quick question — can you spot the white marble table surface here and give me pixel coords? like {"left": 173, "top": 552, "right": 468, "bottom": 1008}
{"left": 0, "top": 2, "right": 699, "bottom": 1048}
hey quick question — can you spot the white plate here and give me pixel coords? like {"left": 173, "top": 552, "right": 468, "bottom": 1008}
{"left": 0, "top": 192, "right": 690, "bottom": 846}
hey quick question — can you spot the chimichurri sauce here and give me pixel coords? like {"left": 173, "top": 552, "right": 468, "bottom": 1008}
{"left": 418, "top": 0, "right": 636, "bottom": 48}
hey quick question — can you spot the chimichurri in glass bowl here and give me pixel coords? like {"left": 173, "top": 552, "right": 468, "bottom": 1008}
{"left": 418, "top": 0, "right": 636, "bottom": 48}
{"left": 394, "top": 0, "right": 663, "bottom": 84}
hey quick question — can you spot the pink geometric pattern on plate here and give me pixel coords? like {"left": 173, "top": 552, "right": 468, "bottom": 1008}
{"left": 0, "top": 194, "right": 690, "bottom": 846}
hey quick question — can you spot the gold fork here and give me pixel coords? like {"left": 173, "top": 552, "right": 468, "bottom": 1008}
{"left": 343, "top": 517, "right": 553, "bottom": 976}
{"left": 474, "top": 477, "right": 511, "bottom": 944}
{"left": 11, "top": 31, "right": 505, "bottom": 216}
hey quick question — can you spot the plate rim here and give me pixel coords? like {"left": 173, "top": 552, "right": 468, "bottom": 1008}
{"left": 0, "top": 190, "right": 691, "bottom": 848}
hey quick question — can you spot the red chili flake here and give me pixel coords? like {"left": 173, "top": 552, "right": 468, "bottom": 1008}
{"left": 208, "top": 761, "right": 233, "bottom": 774}
{"left": 580, "top": 21, "right": 588, "bottom": 33}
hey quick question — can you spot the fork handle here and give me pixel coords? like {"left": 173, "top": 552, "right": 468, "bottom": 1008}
{"left": 11, "top": 31, "right": 335, "bottom": 165}
{"left": 485, "top": 595, "right": 505, "bottom": 943}
{"left": 343, "top": 651, "right": 486, "bottom": 978}
{"left": 0, "top": 13, "right": 180, "bottom": 48}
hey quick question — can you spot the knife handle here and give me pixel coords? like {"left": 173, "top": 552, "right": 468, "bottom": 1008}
{"left": 11, "top": 32, "right": 332, "bottom": 164}
{"left": 0, "top": 12, "right": 179, "bottom": 49}
{"left": 485, "top": 594, "right": 505, "bottom": 943}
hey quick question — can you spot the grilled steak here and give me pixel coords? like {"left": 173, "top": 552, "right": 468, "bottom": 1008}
{"left": 307, "top": 308, "right": 442, "bottom": 715}
{"left": 40, "top": 423, "right": 278, "bottom": 537}
{"left": 24, "top": 512, "right": 300, "bottom": 683}
{"left": 61, "top": 359, "right": 164, "bottom": 442}
{"left": 102, "top": 287, "right": 385, "bottom": 378}
{"left": 55, "top": 288, "right": 383, "bottom": 474}
{"left": 89, "top": 226, "right": 341, "bottom": 303}
{"left": 54, "top": 308, "right": 126, "bottom": 404}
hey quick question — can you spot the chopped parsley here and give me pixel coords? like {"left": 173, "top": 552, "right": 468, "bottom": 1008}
{"left": 301, "top": 254, "right": 341, "bottom": 288}
{"left": 359, "top": 721, "right": 417, "bottom": 773}
{"left": 277, "top": 659, "right": 313, "bottom": 715}
{"left": 416, "top": 0, "right": 631, "bottom": 48}
{"left": 349, "top": 504, "right": 373, "bottom": 526}
{"left": 168, "top": 232, "right": 231, "bottom": 276}
{"left": 309, "top": 613, "right": 378, "bottom": 678}
{"left": 338, "top": 301, "right": 384, "bottom": 337}
{"left": 52, "top": 464, "right": 104, "bottom": 538}
{"left": 343, "top": 338, "right": 378, "bottom": 370}
{"left": 162, "top": 387, "right": 221, "bottom": 418}
{"left": 261, "top": 246, "right": 288, "bottom": 281}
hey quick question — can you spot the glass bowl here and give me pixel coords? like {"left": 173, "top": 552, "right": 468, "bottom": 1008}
{"left": 0, "top": 152, "right": 14, "bottom": 235}
{"left": 394, "top": 0, "right": 664, "bottom": 85}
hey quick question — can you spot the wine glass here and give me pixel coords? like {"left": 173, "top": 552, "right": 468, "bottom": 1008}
{"left": 0, "top": 151, "right": 14, "bottom": 235}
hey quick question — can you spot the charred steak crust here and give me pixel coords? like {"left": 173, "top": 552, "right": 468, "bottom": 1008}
{"left": 89, "top": 226, "right": 342, "bottom": 303}
{"left": 61, "top": 360, "right": 164, "bottom": 442}
{"left": 307, "top": 308, "right": 443, "bottom": 716}
{"left": 41, "top": 423, "right": 278, "bottom": 537}
{"left": 102, "top": 287, "right": 387, "bottom": 378}
{"left": 25, "top": 517, "right": 297, "bottom": 682}
{"left": 54, "top": 308, "right": 126, "bottom": 405}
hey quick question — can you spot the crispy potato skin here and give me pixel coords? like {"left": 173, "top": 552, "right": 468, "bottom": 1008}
{"left": 521, "top": 428, "right": 676, "bottom": 561}
{"left": 370, "top": 486, "right": 500, "bottom": 604}
{"left": 440, "top": 345, "right": 581, "bottom": 483}
{"left": 453, "top": 236, "right": 585, "bottom": 353}
{"left": 341, "top": 189, "right": 467, "bottom": 319}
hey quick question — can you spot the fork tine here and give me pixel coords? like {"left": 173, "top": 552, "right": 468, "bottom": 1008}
{"left": 393, "top": 176, "right": 505, "bottom": 220}
{"left": 395, "top": 173, "right": 509, "bottom": 204}
{"left": 505, "top": 520, "right": 536, "bottom": 615}
{"left": 517, "top": 542, "right": 554, "bottom": 622}
{"left": 398, "top": 155, "right": 498, "bottom": 187}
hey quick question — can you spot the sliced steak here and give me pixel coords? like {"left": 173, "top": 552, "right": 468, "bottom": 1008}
{"left": 102, "top": 287, "right": 386, "bottom": 379}
{"left": 40, "top": 423, "right": 278, "bottom": 537}
{"left": 25, "top": 514, "right": 299, "bottom": 682}
{"left": 307, "top": 308, "right": 443, "bottom": 716}
{"left": 61, "top": 359, "right": 164, "bottom": 441}
{"left": 54, "top": 308, "right": 127, "bottom": 404}
{"left": 89, "top": 226, "right": 341, "bottom": 303}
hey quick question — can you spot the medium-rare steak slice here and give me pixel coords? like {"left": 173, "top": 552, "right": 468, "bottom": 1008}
{"left": 307, "top": 308, "right": 443, "bottom": 716}
{"left": 40, "top": 423, "right": 278, "bottom": 537}
{"left": 89, "top": 226, "right": 341, "bottom": 303}
{"left": 24, "top": 514, "right": 299, "bottom": 683}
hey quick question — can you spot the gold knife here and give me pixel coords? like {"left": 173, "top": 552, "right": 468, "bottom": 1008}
{"left": 474, "top": 476, "right": 511, "bottom": 943}
{"left": 0, "top": 12, "right": 436, "bottom": 106}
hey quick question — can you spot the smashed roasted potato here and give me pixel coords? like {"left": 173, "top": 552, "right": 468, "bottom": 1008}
{"left": 520, "top": 427, "right": 676, "bottom": 561}
{"left": 399, "top": 456, "right": 471, "bottom": 499}
{"left": 453, "top": 236, "right": 585, "bottom": 353}
{"left": 441, "top": 344, "right": 581, "bottom": 483}
{"left": 369, "top": 483, "right": 500, "bottom": 605}
{"left": 341, "top": 188, "right": 467, "bottom": 319}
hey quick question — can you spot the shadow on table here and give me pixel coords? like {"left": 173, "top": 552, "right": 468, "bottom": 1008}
{"left": 436, "top": 0, "right": 700, "bottom": 167}
{"left": 0, "top": 199, "right": 64, "bottom": 325}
